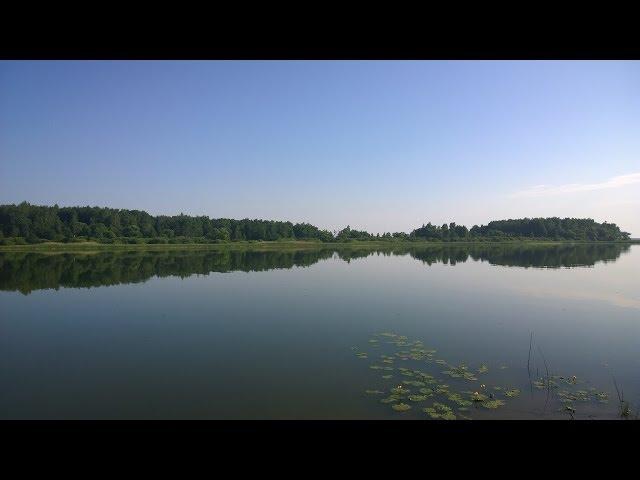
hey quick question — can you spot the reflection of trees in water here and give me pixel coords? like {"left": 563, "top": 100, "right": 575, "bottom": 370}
{"left": 0, "top": 249, "right": 337, "bottom": 295}
{"left": 0, "top": 243, "right": 631, "bottom": 294}
{"left": 404, "top": 243, "right": 631, "bottom": 268}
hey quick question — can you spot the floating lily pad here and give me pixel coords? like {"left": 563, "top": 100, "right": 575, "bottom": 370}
{"left": 478, "top": 364, "right": 489, "bottom": 374}
{"left": 392, "top": 403, "right": 411, "bottom": 412}
{"left": 482, "top": 399, "right": 505, "bottom": 409}
{"left": 391, "top": 386, "right": 408, "bottom": 395}
{"left": 365, "top": 390, "right": 384, "bottom": 395}
{"left": 408, "top": 395, "right": 430, "bottom": 402}
{"left": 505, "top": 389, "right": 520, "bottom": 398}
{"left": 381, "top": 375, "right": 393, "bottom": 379}
{"left": 469, "top": 392, "right": 487, "bottom": 403}
{"left": 380, "top": 396, "right": 400, "bottom": 404}
{"left": 423, "top": 403, "right": 456, "bottom": 420}
{"left": 443, "top": 364, "right": 478, "bottom": 381}
{"left": 402, "top": 380, "right": 426, "bottom": 387}
{"left": 446, "top": 392, "right": 473, "bottom": 407}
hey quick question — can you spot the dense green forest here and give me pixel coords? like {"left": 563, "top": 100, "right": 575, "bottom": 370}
{"left": 1, "top": 243, "right": 630, "bottom": 294}
{"left": 0, "top": 202, "right": 631, "bottom": 245}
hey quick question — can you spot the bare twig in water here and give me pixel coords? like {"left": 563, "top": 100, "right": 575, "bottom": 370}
{"left": 538, "top": 346, "right": 551, "bottom": 413}
{"left": 612, "top": 375, "right": 623, "bottom": 403}
{"left": 612, "top": 375, "right": 632, "bottom": 418}
{"left": 527, "top": 332, "right": 533, "bottom": 378}
{"left": 527, "top": 332, "right": 534, "bottom": 397}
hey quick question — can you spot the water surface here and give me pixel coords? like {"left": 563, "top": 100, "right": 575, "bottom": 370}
{"left": 1, "top": 243, "right": 638, "bottom": 419}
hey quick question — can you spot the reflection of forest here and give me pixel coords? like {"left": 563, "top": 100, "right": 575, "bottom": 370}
{"left": 0, "top": 243, "right": 631, "bottom": 294}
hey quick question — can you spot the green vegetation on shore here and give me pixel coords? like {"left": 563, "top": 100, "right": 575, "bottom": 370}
{"left": 0, "top": 202, "right": 632, "bottom": 248}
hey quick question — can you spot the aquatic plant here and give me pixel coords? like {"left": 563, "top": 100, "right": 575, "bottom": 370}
{"left": 408, "top": 394, "right": 430, "bottom": 402}
{"left": 423, "top": 403, "right": 456, "bottom": 420}
{"left": 355, "top": 331, "right": 619, "bottom": 420}
{"left": 402, "top": 380, "right": 426, "bottom": 387}
{"left": 442, "top": 363, "right": 478, "bottom": 381}
{"left": 446, "top": 392, "right": 472, "bottom": 407}
{"left": 391, "top": 386, "right": 409, "bottom": 395}
{"left": 482, "top": 399, "right": 505, "bottom": 409}
{"left": 380, "top": 396, "right": 400, "bottom": 404}
{"left": 392, "top": 403, "right": 411, "bottom": 412}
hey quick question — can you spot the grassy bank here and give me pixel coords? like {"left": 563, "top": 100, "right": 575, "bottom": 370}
{"left": 1, "top": 239, "right": 638, "bottom": 253}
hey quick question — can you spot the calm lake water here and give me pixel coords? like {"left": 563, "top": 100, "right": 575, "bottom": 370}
{"left": 1, "top": 243, "right": 638, "bottom": 419}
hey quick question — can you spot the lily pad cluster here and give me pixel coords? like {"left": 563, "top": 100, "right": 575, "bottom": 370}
{"left": 353, "top": 332, "right": 617, "bottom": 420}
{"left": 532, "top": 373, "right": 610, "bottom": 414}
{"left": 353, "top": 332, "right": 524, "bottom": 419}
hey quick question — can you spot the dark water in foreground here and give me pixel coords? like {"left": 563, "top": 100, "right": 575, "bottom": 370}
{"left": 1, "top": 243, "right": 638, "bottom": 419}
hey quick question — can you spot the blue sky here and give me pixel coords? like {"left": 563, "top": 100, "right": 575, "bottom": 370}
{"left": 1, "top": 61, "right": 639, "bottom": 234}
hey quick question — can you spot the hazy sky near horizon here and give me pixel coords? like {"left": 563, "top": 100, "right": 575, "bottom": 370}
{"left": 1, "top": 61, "right": 639, "bottom": 235}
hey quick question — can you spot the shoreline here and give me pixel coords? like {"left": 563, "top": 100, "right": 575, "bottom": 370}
{"left": 1, "top": 239, "right": 638, "bottom": 253}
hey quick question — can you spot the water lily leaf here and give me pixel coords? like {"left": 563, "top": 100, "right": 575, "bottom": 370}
{"left": 423, "top": 407, "right": 440, "bottom": 418}
{"left": 505, "top": 389, "right": 520, "bottom": 398}
{"left": 381, "top": 375, "right": 393, "bottom": 379}
{"left": 447, "top": 392, "right": 472, "bottom": 407}
{"left": 443, "top": 364, "right": 478, "bottom": 381}
{"left": 402, "top": 380, "right": 426, "bottom": 387}
{"left": 392, "top": 403, "right": 411, "bottom": 412}
{"left": 423, "top": 403, "right": 456, "bottom": 419}
{"left": 432, "top": 402, "right": 452, "bottom": 412}
{"left": 478, "top": 364, "right": 489, "bottom": 374}
{"left": 408, "top": 395, "right": 430, "bottom": 402}
{"left": 391, "top": 386, "right": 409, "bottom": 395}
{"left": 482, "top": 399, "right": 505, "bottom": 409}
{"left": 470, "top": 392, "right": 488, "bottom": 403}
{"left": 380, "top": 396, "right": 400, "bottom": 404}
{"left": 365, "top": 390, "right": 384, "bottom": 395}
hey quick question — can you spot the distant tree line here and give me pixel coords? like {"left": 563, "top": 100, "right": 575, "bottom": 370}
{"left": 0, "top": 202, "right": 631, "bottom": 245}
{"left": 411, "top": 218, "right": 630, "bottom": 242}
